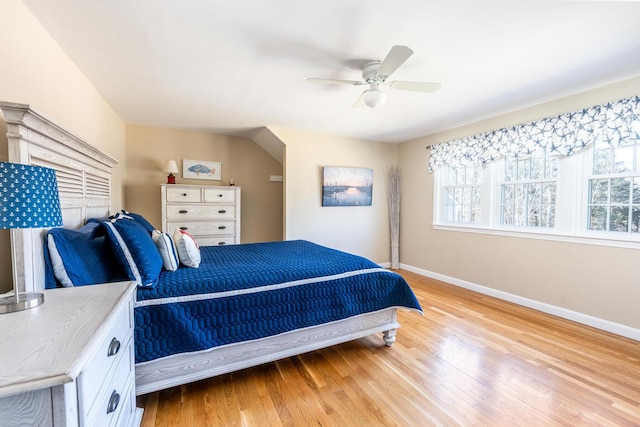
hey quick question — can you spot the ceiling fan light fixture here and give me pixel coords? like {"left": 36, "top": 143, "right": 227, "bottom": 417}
{"left": 364, "top": 87, "right": 386, "bottom": 108}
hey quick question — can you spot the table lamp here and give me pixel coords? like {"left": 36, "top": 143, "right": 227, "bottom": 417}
{"left": 163, "top": 160, "right": 179, "bottom": 184}
{"left": 0, "top": 162, "right": 62, "bottom": 313}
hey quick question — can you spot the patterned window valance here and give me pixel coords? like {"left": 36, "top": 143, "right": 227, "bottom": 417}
{"left": 427, "top": 95, "right": 640, "bottom": 172}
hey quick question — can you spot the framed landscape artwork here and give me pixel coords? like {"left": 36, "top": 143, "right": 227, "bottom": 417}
{"left": 322, "top": 166, "right": 373, "bottom": 206}
{"left": 183, "top": 159, "right": 221, "bottom": 180}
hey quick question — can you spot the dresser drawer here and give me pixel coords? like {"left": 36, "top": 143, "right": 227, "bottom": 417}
{"left": 197, "top": 236, "right": 237, "bottom": 246}
{"left": 166, "top": 205, "right": 236, "bottom": 220}
{"left": 112, "top": 377, "right": 136, "bottom": 427}
{"left": 166, "top": 187, "right": 202, "bottom": 203}
{"left": 204, "top": 187, "right": 236, "bottom": 203}
{"left": 167, "top": 220, "right": 235, "bottom": 236}
{"left": 78, "top": 302, "right": 132, "bottom": 420}
{"left": 85, "top": 338, "right": 135, "bottom": 427}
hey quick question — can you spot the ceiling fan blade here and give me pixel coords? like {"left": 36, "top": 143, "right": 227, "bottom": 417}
{"left": 306, "top": 78, "right": 365, "bottom": 86}
{"left": 352, "top": 90, "right": 367, "bottom": 108}
{"left": 377, "top": 45, "right": 414, "bottom": 78}
{"left": 389, "top": 81, "right": 441, "bottom": 93}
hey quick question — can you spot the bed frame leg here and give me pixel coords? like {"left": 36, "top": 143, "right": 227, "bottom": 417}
{"left": 383, "top": 329, "right": 397, "bottom": 347}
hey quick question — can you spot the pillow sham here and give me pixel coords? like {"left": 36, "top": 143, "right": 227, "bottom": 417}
{"left": 119, "top": 210, "right": 156, "bottom": 234}
{"left": 103, "top": 218, "right": 163, "bottom": 288}
{"left": 152, "top": 229, "right": 179, "bottom": 272}
{"left": 45, "top": 222, "right": 127, "bottom": 288}
{"left": 173, "top": 228, "right": 201, "bottom": 268}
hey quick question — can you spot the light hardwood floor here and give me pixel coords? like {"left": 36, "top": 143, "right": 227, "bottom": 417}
{"left": 137, "top": 270, "right": 640, "bottom": 426}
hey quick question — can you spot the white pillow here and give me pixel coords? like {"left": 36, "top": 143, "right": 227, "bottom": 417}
{"left": 47, "top": 234, "right": 73, "bottom": 287}
{"left": 172, "top": 228, "right": 201, "bottom": 268}
{"left": 152, "top": 230, "right": 179, "bottom": 271}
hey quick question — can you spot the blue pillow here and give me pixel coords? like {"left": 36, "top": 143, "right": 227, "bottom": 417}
{"left": 103, "top": 218, "right": 163, "bottom": 288}
{"left": 115, "top": 210, "right": 156, "bottom": 234}
{"left": 45, "top": 222, "right": 127, "bottom": 288}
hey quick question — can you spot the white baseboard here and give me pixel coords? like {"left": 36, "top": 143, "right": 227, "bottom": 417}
{"left": 400, "top": 263, "right": 640, "bottom": 342}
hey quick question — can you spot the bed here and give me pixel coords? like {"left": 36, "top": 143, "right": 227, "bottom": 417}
{"left": 1, "top": 101, "right": 422, "bottom": 396}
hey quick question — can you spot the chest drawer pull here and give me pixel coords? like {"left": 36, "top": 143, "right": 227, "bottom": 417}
{"left": 182, "top": 193, "right": 187, "bottom": 196}
{"left": 107, "top": 390, "right": 120, "bottom": 414}
{"left": 218, "top": 225, "right": 226, "bottom": 230}
{"left": 218, "top": 194, "right": 224, "bottom": 197}
{"left": 180, "top": 226, "right": 188, "bottom": 230}
{"left": 107, "top": 338, "right": 121, "bottom": 357}
{"left": 218, "top": 210, "right": 226, "bottom": 214}
{"left": 217, "top": 242, "right": 227, "bottom": 245}
{"left": 179, "top": 210, "right": 188, "bottom": 213}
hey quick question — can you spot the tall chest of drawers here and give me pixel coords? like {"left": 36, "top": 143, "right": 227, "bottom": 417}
{"left": 161, "top": 184, "right": 241, "bottom": 246}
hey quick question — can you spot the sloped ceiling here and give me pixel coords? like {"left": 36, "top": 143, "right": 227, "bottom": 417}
{"left": 23, "top": 0, "right": 640, "bottom": 143}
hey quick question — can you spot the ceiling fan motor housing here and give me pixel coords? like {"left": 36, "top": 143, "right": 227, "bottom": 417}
{"left": 362, "top": 61, "right": 384, "bottom": 82}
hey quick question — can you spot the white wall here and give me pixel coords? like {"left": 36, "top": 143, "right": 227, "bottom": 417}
{"left": 271, "top": 127, "right": 397, "bottom": 264}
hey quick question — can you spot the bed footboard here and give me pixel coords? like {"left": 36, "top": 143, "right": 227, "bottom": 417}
{"left": 135, "top": 307, "right": 399, "bottom": 395}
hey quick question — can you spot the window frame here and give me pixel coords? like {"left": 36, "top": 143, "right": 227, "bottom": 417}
{"left": 432, "top": 144, "right": 640, "bottom": 250}
{"left": 497, "top": 148, "right": 559, "bottom": 229}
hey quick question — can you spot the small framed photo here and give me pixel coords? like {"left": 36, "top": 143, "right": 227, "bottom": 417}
{"left": 182, "top": 159, "right": 221, "bottom": 180}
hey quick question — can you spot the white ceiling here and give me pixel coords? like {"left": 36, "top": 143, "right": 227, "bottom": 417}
{"left": 23, "top": 0, "right": 640, "bottom": 143}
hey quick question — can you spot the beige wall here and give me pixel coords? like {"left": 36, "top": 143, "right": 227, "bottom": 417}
{"left": 125, "top": 125, "right": 283, "bottom": 243}
{"left": 399, "top": 76, "right": 640, "bottom": 330}
{"left": 3, "top": 0, "right": 637, "bottom": 335}
{"left": 271, "top": 127, "right": 397, "bottom": 264}
{"left": 0, "top": 1, "right": 126, "bottom": 293}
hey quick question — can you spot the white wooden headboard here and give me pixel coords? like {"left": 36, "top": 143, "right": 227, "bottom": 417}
{"left": 0, "top": 101, "right": 117, "bottom": 292}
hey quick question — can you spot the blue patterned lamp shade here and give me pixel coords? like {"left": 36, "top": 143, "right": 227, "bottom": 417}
{"left": 0, "top": 162, "right": 63, "bottom": 229}
{"left": 0, "top": 162, "right": 62, "bottom": 313}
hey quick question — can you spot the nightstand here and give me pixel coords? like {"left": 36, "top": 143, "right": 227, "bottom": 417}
{"left": 0, "top": 281, "right": 142, "bottom": 427}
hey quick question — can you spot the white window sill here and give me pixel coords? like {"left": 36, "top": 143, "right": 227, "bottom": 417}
{"left": 432, "top": 223, "right": 640, "bottom": 250}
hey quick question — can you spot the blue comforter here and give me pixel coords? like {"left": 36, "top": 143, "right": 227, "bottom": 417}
{"left": 134, "top": 240, "right": 422, "bottom": 364}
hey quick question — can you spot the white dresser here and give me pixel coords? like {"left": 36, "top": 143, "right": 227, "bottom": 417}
{"left": 161, "top": 184, "right": 241, "bottom": 246}
{"left": 0, "top": 281, "right": 142, "bottom": 427}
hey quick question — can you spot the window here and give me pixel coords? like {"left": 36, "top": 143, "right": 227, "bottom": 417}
{"left": 587, "top": 137, "right": 640, "bottom": 233}
{"left": 442, "top": 165, "right": 482, "bottom": 224}
{"left": 430, "top": 95, "right": 640, "bottom": 246}
{"left": 500, "top": 150, "right": 558, "bottom": 228}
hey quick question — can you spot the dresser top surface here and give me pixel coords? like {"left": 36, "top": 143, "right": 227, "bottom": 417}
{"left": 0, "top": 281, "right": 136, "bottom": 397}
{"left": 161, "top": 184, "right": 241, "bottom": 189}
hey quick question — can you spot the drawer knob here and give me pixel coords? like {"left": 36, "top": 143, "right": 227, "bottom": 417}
{"left": 218, "top": 194, "right": 223, "bottom": 197}
{"left": 182, "top": 193, "right": 187, "bottom": 196}
{"left": 107, "top": 338, "right": 121, "bottom": 357}
{"left": 179, "top": 210, "right": 188, "bottom": 214}
{"left": 107, "top": 390, "right": 120, "bottom": 414}
{"left": 180, "top": 226, "right": 188, "bottom": 230}
{"left": 218, "top": 226, "right": 226, "bottom": 230}
{"left": 218, "top": 210, "right": 226, "bottom": 214}
{"left": 218, "top": 242, "right": 227, "bottom": 245}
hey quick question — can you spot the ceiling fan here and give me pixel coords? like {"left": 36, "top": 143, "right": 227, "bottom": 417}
{"left": 307, "top": 45, "right": 441, "bottom": 108}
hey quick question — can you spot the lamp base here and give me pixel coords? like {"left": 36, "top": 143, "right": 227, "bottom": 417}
{"left": 0, "top": 292, "right": 44, "bottom": 314}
